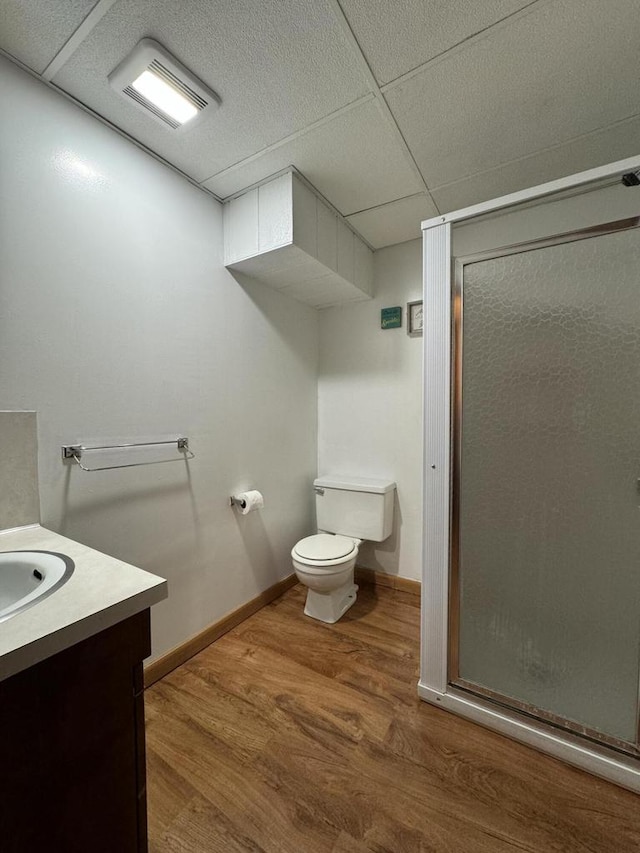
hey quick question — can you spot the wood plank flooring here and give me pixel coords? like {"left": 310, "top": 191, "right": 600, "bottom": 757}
{"left": 145, "top": 583, "right": 640, "bottom": 852}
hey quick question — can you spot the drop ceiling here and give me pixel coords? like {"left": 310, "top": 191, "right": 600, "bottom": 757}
{"left": 1, "top": 0, "right": 638, "bottom": 248}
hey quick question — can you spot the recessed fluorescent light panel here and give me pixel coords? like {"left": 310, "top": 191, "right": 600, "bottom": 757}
{"left": 109, "top": 38, "right": 220, "bottom": 130}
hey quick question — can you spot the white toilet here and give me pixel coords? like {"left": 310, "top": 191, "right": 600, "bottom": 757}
{"left": 291, "top": 475, "right": 396, "bottom": 623}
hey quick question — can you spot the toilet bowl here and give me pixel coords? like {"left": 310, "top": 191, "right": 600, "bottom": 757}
{"left": 291, "top": 533, "right": 360, "bottom": 624}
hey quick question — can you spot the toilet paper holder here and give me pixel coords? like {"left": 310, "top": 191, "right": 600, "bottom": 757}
{"left": 229, "top": 490, "right": 265, "bottom": 514}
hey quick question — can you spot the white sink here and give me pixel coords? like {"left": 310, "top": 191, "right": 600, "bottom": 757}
{"left": 0, "top": 551, "right": 74, "bottom": 622}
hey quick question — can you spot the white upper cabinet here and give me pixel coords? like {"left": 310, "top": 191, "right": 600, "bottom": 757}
{"left": 224, "top": 170, "right": 373, "bottom": 308}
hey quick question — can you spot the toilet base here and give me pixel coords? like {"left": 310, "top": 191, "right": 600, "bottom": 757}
{"left": 304, "top": 580, "right": 359, "bottom": 624}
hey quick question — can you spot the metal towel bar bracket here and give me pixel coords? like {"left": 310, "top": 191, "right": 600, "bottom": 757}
{"left": 61, "top": 437, "right": 193, "bottom": 472}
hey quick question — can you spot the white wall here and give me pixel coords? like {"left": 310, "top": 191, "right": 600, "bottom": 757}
{"left": 0, "top": 57, "right": 319, "bottom": 660}
{"left": 318, "top": 239, "right": 423, "bottom": 581}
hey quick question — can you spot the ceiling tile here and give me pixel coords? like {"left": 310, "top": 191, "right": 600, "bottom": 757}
{"left": 431, "top": 116, "right": 640, "bottom": 213}
{"left": 0, "top": 0, "right": 100, "bottom": 74}
{"left": 346, "top": 194, "right": 439, "bottom": 248}
{"left": 340, "top": 0, "right": 534, "bottom": 85}
{"left": 203, "top": 99, "right": 424, "bottom": 215}
{"left": 385, "top": 0, "right": 640, "bottom": 189}
{"left": 51, "top": 0, "right": 370, "bottom": 183}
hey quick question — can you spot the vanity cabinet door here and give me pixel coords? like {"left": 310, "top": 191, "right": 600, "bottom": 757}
{"left": 0, "top": 610, "right": 151, "bottom": 853}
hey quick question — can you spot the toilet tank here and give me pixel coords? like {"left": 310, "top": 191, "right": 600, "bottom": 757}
{"left": 314, "top": 475, "right": 396, "bottom": 542}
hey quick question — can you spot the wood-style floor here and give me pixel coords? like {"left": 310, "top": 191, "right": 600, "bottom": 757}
{"left": 145, "top": 583, "right": 640, "bottom": 852}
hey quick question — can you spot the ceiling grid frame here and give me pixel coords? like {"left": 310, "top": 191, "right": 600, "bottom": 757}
{"left": 42, "top": 0, "right": 120, "bottom": 81}
{"left": 428, "top": 111, "right": 640, "bottom": 198}
{"left": 202, "top": 0, "right": 558, "bottom": 204}
{"left": 346, "top": 190, "right": 428, "bottom": 218}
{"left": 326, "top": 0, "right": 440, "bottom": 215}
{"left": 378, "top": 0, "right": 550, "bottom": 94}
{"left": 198, "top": 93, "right": 376, "bottom": 188}
{"left": 383, "top": 0, "right": 640, "bottom": 200}
{"left": 197, "top": 0, "right": 440, "bottom": 215}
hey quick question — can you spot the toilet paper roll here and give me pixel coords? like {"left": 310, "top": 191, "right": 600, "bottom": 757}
{"left": 234, "top": 490, "right": 264, "bottom": 515}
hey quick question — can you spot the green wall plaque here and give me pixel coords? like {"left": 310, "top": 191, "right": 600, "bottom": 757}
{"left": 381, "top": 306, "right": 402, "bottom": 329}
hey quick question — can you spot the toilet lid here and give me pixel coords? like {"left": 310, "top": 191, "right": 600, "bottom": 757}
{"left": 294, "top": 534, "right": 355, "bottom": 561}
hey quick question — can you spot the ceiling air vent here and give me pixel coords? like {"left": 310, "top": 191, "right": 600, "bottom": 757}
{"left": 109, "top": 38, "right": 220, "bottom": 131}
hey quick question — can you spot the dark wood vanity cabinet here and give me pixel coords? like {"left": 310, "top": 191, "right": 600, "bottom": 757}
{"left": 1, "top": 610, "right": 151, "bottom": 853}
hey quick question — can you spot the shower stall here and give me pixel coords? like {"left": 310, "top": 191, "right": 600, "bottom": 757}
{"left": 420, "top": 156, "right": 640, "bottom": 792}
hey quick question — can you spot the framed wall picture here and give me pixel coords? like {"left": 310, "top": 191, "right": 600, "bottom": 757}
{"left": 407, "top": 300, "right": 423, "bottom": 337}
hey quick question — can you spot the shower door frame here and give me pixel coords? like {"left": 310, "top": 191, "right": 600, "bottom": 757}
{"left": 418, "top": 155, "right": 640, "bottom": 793}
{"left": 451, "top": 218, "right": 640, "bottom": 757}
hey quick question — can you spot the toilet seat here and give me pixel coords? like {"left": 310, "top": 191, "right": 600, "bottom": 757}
{"left": 292, "top": 534, "right": 357, "bottom": 568}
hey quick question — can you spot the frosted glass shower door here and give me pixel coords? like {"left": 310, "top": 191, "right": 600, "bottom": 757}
{"left": 455, "top": 223, "right": 640, "bottom": 749}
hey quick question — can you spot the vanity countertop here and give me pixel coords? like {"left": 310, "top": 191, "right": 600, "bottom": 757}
{"left": 0, "top": 524, "right": 167, "bottom": 682}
